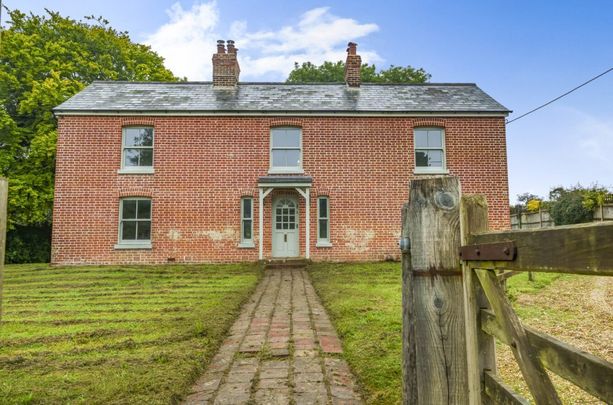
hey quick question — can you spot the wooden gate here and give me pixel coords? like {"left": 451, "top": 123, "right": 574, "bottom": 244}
{"left": 401, "top": 176, "right": 613, "bottom": 404}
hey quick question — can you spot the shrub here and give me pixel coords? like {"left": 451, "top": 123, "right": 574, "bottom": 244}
{"left": 549, "top": 189, "right": 593, "bottom": 225}
{"left": 5, "top": 225, "right": 51, "bottom": 263}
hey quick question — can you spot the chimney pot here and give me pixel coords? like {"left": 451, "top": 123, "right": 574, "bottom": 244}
{"left": 216, "top": 40, "right": 226, "bottom": 53}
{"left": 226, "top": 39, "right": 237, "bottom": 54}
{"left": 347, "top": 42, "right": 357, "bottom": 55}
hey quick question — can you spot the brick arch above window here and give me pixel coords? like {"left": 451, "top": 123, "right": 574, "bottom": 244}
{"left": 411, "top": 119, "right": 446, "bottom": 129}
{"left": 314, "top": 187, "right": 333, "bottom": 197}
{"left": 269, "top": 118, "right": 304, "bottom": 128}
{"left": 239, "top": 189, "right": 257, "bottom": 198}
{"left": 117, "top": 188, "right": 154, "bottom": 198}
{"left": 121, "top": 118, "right": 156, "bottom": 127}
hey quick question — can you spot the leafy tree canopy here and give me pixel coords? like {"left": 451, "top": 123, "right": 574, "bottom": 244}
{"left": 286, "top": 61, "right": 430, "bottom": 83}
{"left": 0, "top": 8, "right": 177, "bottom": 230}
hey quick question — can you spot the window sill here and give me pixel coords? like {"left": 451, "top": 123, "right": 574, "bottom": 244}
{"left": 316, "top": 241, "right": 333, "bottom": 248}
{"left": 238, "top": 242, "right": 255, "bottom": 248}
{"left": 268, "top": 168, "right": 304, "bottom": 175}
{"left": 413, "top": 168, "right": 449, "bottom": 175}
{"left": 114, "top": 243, "right": 152, "bottom": 250}
{"left": 117, "top": 167, "right": 155, "bottom": 175}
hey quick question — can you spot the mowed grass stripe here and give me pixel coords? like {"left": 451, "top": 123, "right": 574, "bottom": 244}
{"left": 6, "top": 268, "right": 252, "bottom": 276}
{"left": 4, "top": 288, "right": 246, "bottom": 302}
{"left": 4, "top": 263, "right": 251, "bottom": 275}
{"left": 4, "top": 306, "right": 206, "bottom": 316}
{"left": 5, "top": 278, "right": 247, "bottom": 288}
{"left": 3, "top": 277, "right": 250, "bottom": 289}
{"left": 2, "top": 338, "right": 215, "bottom": 374}
{"left": 4, "top": 287, "right": 249, "bottom": 299}
{"left": 1, "top": 327, "right": 218, "bottom": 360}
{"left": 4, "top": 277, "right": 251, "bottom": 287}
{"left": 1, "top": 314, "right": 192, "bottom": 325}
{"left": 3, "top": 296, "right": 240, "bottom": 308}
{"left": 3, "top": 296, "right": 246, "bottom": 339}
{"left": 0, "top": 263, "right": 261, "bottom": 404}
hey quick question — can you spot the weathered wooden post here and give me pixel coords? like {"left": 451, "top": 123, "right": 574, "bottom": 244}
{"left": 460, "top": 195, "right": 497, "bottom": 404}
{"left": 401, "top": 176, "right": 469, "bottom": 404}
{"left": 0, "top": 178, "right": 7, "bottom": 322}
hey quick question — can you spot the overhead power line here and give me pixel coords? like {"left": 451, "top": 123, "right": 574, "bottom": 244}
{"left": 506, "top": 67, "right": 613, "bottom": 125}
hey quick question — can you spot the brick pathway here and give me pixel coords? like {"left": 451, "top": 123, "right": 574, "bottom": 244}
{"left": 183, "top": 265, "right": 363, "bottom": 404}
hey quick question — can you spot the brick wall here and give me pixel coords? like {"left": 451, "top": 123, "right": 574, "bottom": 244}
{"left": 51, "top": 115, "right": 510, "bottom": 264}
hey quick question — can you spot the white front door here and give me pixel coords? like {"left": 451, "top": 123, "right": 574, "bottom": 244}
{"left": 272, "top": 197, "right": 299, "bottom": 257}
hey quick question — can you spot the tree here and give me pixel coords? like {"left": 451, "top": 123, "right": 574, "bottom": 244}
{"left": 582, "top": 187, "right": 610, "bottom": 210}
{"left": 525, "top": 198, "right": 543, "bottom": 212}
{"left": 0, "top": 8, "right": 177, "bottom": 262}
{"left": 582, "top": 186, "right": 611, "bottom": 222}
{"left": 286, "top": 61, "right": 430, "bottom": 83}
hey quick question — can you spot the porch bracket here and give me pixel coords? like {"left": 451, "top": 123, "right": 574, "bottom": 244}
{"left": 294, "top": 187, "right": 310, "bottom": 259}
{"left": 259, "top": 187, "right": 273, "bottom": 260}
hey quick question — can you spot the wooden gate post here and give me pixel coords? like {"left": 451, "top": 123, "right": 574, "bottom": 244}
{"left": 0, "top": 178, "right": 7, "bottom": 322}
{"left": 460, "top": 195, "right": 497, "bottom": 404}
{"left": 402, "top": 176, "right": 468, "bottom": 404}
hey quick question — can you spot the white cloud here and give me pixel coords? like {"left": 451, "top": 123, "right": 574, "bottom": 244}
{"left": 144, "top": 2, "right": 381, "bottom": 81}
{"left": 144, "top": 2, "right": 220, "bottom": 80}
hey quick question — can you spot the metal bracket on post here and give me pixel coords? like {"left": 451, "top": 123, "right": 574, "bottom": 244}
{"left": 399, "top": 237, "right": 410, "bottom": 253}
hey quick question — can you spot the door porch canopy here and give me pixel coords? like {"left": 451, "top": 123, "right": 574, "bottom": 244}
{"left": 257, "top": 176, "right": 313, "bottom": 260}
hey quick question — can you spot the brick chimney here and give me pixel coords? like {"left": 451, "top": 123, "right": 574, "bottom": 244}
{"left": 212, "top": 40, "right": 240, "bottom": 87}
{"left": 344, "top": 42, "right": 362, "bottom": 88}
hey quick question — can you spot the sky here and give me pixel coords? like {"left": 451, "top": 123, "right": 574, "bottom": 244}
{"left": 5, "top": 0, "right": 613, "bottom": 202}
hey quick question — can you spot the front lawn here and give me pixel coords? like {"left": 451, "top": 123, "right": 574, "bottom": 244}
{"left": 309, "top": 262, "right": 611, "bottom": 404}
{"left": 0, "top": 263, "right": 260, "bottom": 404}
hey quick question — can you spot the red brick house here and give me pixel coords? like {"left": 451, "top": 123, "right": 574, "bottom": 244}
{"left": 51, "top": 41, "right": 510, "bottom": 264}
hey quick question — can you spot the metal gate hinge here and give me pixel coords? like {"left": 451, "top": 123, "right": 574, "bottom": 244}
{"left": 459, "top": 241, "right": 516, "bottom": 261}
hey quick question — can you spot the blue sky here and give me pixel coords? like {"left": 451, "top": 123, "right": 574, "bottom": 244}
{"left": 7, "top": 0, "right": 613, "bottom": 202}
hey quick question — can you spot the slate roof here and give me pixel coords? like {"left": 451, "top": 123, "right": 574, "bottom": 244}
{"left": 54, "top": 81, "right": 510, "bottom": 114}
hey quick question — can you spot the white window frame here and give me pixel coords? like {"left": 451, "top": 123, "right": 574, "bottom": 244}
{"left": 239, "top": 197, "right": 255, "bottom": 248}
{"left": 114, "top": 197, "right": 152, "bottom": 249}
{"left": 316, "top": 196, "right": 332, "bottom": 247}
{"left": 118, "top": 126, "right": 155, "bottom": 175}
{"left": 413, "top": 127, "right": 449, "bottom": 175}
{"left": 268, "top": 127, "right": 304, "bottom": 174}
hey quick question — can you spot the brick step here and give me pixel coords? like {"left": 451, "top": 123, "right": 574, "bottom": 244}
{"left": 264, "top": 259, "right": 309, "bottom": 269}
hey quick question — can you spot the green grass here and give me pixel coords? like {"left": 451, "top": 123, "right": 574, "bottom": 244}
{"left": 504, "top": 271, "right": 560, "bottom": 302}
{"left": 0, "top": 263, "right": 261, "bottom": 405}
{"left": 308, "top": 262, "right": 598, "bottom": 405}
{"left": 309, "top": 262, "right": 402, "bottom": 405}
